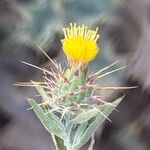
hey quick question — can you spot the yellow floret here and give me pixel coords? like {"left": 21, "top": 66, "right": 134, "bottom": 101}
{"left": 61, "top": 23, "right": 100, "bottom": 65}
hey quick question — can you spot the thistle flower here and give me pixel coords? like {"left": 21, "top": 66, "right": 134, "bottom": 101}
{"left": 62, "top": 23, "right": 100, "bottom": 66}
{"left": 16, "top": 23, "right": 136, "bottom": 150}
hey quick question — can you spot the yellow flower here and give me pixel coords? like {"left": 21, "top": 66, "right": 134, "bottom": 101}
{"left": 61, "top": 23, "right": 100, "bottom": 65}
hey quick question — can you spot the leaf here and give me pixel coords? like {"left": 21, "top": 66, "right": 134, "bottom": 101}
{"left": 72, "top": 97, "right": 123, "bottom": 149}
{"left": 28, "top": 99, "right": 65, "bottom": 139}
{"left": 51, "top": 134, "right": 67, "bottom": 150}
{"left": 73, "top": 109, "right": 99, "bottom": 124}
{"left": 73, "top": 122, "right": 88, "bottom": 145}
{"left": 65, "top": 120, "right": 75, "bottom": 145}
{"left": 65, "top": 121, "right": 87, "bottom": 147}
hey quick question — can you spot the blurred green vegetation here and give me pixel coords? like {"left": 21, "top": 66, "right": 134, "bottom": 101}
{"left": 0, "top": 0, "right": 117, "bottom": 54}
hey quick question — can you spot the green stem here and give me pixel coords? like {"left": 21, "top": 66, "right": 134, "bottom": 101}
{"left": 51, "top": 134, "right": 67, "bottom": 150}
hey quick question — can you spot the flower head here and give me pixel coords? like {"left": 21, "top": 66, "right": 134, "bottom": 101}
{"left": 61, "top": 23, "right": 100, "bottom": 65}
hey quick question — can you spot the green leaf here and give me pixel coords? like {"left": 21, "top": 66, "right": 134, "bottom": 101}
{"left": 65, "top": 120, "right": 75, "bottom": 145}
{"left": 72, "top": 97, "right": 123, "bottom": 149}
{"left": 73, "top": 109, "right": 99, "bottom": 124}
{"left": 73, "top": 122, "right": 88, "bottom": 145}
{"left": 28, "top": 99, "right": 65, "bottom": 139}
{"left": 51, "top": 134, "right": 67, "bottom": 150}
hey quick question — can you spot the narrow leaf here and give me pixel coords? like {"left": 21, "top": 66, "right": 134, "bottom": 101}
{"left": 29, "top": 99, "right": 65, "bottom": 139}
{"left": 73, "top": 109, "right": 99, "bottom": 124}
{"left": 65, "top": 120, "right": 75, "bottom": 145}
{"left": 51, "top": 134, "right": 67, "bottom": 150}
{"left": 73, "top": 97, "right": 123, "bottom": 149}
{"left": 73, "top": 122, "right": 88, "bottom": 145}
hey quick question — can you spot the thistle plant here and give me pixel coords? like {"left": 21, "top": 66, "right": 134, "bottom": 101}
{"left": 18, "top": 23, "right": 132, "bottom": 150}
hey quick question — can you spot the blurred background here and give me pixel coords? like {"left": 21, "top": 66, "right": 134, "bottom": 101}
{"left": 0, "top": 0, "right": 150, "bottom": 149}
